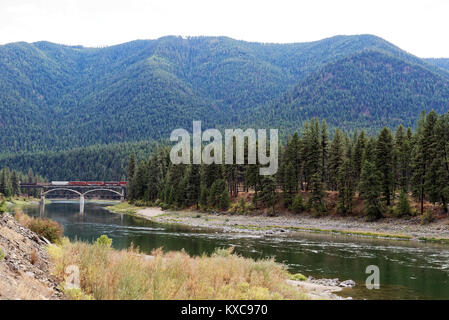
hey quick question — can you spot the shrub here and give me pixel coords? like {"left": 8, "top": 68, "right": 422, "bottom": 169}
{"left": 290, "top": 194, "right": 305, "bottom": 213}
{"left": 132, "top": 199, "right": 153, "bottom": 207}
{"left": 289, "top": 273, "right": 307, "bottom": 281}
{"left": 0, "top": 199, "right": 7, "bottom": 214}
{"left": 219, "top": 189, "right": 230, "bottom": 211}
{"left": 394, "top": 191, "right": 411, "bottom": 217}
{"left": 95, "top": 235, "right": 112, "bottom": 247}
{"left": 229, "top": 198, "right": 252, "bottom": 215}
{"left": 283, "top": 193, "right": 293, "bottom": 209}
{"left": 0, "top": 248, "right": 5, "bottom": 261}
{"left": 15, "top": 210, "right": 63, "bottom": 244}
{"left": 30, "top": 249, "right": 38, "bottom": 265}
{"left": 421, "top": 210, "right": 435, "bottom": 225}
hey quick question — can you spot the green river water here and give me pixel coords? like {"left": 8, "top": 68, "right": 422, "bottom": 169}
{"left": 22, "top": 200, "right": 449, "bottom": 300}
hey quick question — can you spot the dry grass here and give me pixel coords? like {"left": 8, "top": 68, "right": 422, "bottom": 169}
{"left": 30, "top": 248, "right": 38, "bottom": 265}
{"left": 48, "top": 241, "right": 307, "bottom": 300}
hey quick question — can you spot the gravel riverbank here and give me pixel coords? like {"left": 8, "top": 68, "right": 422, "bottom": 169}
{"left": 123, "top": 207, "right": 449, "bottom": 242}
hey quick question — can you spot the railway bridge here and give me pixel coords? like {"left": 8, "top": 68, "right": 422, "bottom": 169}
{"left": 20, "top": 181, "right": 127, "bottom": 213}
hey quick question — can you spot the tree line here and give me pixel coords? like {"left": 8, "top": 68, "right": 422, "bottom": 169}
{"left": 127, "top": 110, "right": 449, "bottom": 221}
{"left": 0, "top": 167, "right": 45, "bottom": 198}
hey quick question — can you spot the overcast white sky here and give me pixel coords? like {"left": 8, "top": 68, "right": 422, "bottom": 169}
{"left": 0, "top": 0, "right": 448, "bottom": 57}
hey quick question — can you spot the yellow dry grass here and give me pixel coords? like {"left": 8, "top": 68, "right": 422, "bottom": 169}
{"left": 49, "top": 241, "right": 308, "bottom": 300}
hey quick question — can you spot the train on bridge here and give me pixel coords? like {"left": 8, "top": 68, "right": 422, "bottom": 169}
{"left": 20, "top": 181, "right": 127, "bottom": 187}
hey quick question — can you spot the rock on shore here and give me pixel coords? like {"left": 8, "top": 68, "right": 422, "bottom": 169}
{"left": 0, "top": 213, "right": 62, "bottom": 300}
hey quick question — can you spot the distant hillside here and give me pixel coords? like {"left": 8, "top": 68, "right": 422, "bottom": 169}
{"left": 0, "top": 140, "right": 157, "bottom": 181}
{"left": 0, "top": 35, "right": 448, "bottom": 154}
{"left": 254, "top": 50, "right": 449, "bottom": 133}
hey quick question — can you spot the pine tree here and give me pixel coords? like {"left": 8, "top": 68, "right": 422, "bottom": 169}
{"left": 199, "top": 186, "right": 208, "bottom": 209}
{"left": 208, "top": 179, "right": 227, "bottom": 208}
{"left": 127, "top": 152, "right": 136, "bottom": 199}
{"left": 291, "top": 193, "right": 305, "bottom": 213}
{"left": 395, "top": 190, "right": 411, "bottom": 217}
{"left": 412, "top": 111, "right": 438, "bottom": 215}
{"left": 131, "top": 161, "right": 148, "bottom": 200}
{"left": 282, "top": 163, "right": 296, "bottom": 208}
{"left": 146, "top": 157, "right": 160, "bottom": 201}
{"left": 185, "top": 165, "right": 201, "bottom": 208}
{"left": 320, "top": 119, "right": 329, "bottom": 184}
{"left": 287, "top": 132, "right": 302, "bottom": 191}
{"left": 328, "top": 129, "right": 344, "bottom": 190}
{"left": 337, "top": 155, "right": 354, "bottom": 216}
{"left": 167, "top": 186, "right": 175, "bottom": 205}
{"left": 376, "top": 128, "right": 394, "bottom": 206}
{"left": 359, "top": 160, "right": 383, "bottom": 221}
{"left": 11, "top": 170, "right": 20, "bottom": 196}
{"left": 394, "top": 125, "right": 411, "bottom": 192}
{"left": 353, "top": 130, "right": 366, "bottom": 182}
{"left": 308, "top": 173, "right": 326, "bottom": 216}
{"left": 259, "top": 176, "right": 277, "bottom": 214}
{"left": 219, "top": 189, "right": 230, "bottom": 210}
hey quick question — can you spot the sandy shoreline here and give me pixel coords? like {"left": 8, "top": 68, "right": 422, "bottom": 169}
{"left": 135, "top": 207, "right": 165, "bottom": 218}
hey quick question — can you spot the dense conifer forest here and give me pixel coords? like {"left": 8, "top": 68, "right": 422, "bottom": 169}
{"left": 126, "top": 111, "right": 449, "bottom": 221}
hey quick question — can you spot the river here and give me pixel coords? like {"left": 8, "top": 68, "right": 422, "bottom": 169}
{"left": 22, "top": 200, "right": 449, "bottom": 300}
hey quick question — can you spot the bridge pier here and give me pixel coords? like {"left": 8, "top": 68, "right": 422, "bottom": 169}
{"left": 80, "top": 194, "right": 85, "bottom": 214}
{"left": 39, "top": 200, "right": 45, "bottom": 217}
{"left": 40, "top": 190, "right": 45, "bottom": 205}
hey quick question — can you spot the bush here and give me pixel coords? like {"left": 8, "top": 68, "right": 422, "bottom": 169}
{"left": 394, "top": 191, "right": 411, "bottom": 217}
{"left": 95, "top": 235, "right": 112, "bottom": 247}
{"left": 219, "top": 189, "right": 230, "bottom": 211}
{"left": 15, "top": 210, "right": 63, "bottom": 244}
{"left": 289, "top": 273, "right": 307, "bottom": 281}
{"left": 283, "top": 193, "right": 293, "bottom": 209}
{"left": 0, "top": 248, "right": 5, "bottom": 261}
{"left": 132, "top": 199, "right": 153, "bottom": 207}
{"left": 290, "top": 194, "right": 305, "bottom": 213}
{"left": 229, "top": 198, "right": 253, "bottom": 215}
{"left": 421, "top": 210, "right": 435, "bottom": 225}
{"left": 0, "top": 199, "right": 7, "bottom": 214}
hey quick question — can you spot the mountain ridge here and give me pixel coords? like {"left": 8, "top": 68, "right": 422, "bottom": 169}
{"left": 1, "top": 34, "right": 448, "bottom": 154}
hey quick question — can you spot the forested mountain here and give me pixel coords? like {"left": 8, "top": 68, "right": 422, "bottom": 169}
{"left": 254, "top": 50, "right": 449, "bottom": 133}
{"left": 0, "top": 140, "right": 157, "bottom": 181}
{"left": 1, "top": 34, "right": 448, "bottom": 155}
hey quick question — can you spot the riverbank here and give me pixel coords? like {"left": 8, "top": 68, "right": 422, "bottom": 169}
{"left": 5, "top": 197, "right": 49, "bottom": 209}
{"left": 2, "top": 204, "right": 346, "bottom": 300}
{"left": 106, "top": 202, "right": 449, "bottom": 243}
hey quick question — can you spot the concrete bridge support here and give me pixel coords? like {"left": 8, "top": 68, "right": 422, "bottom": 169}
{"left": 40, "top": 189, "right": 45, "bottom": 205}
{"left": 80, "top": 194, "right": 85, "bottom": 214}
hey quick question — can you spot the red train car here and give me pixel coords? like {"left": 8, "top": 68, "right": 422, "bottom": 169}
{"left": 69, "top": 181, "right": 87, "bottom": 186}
